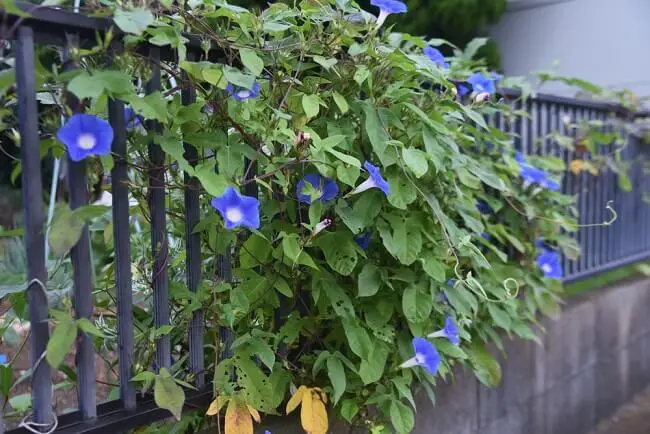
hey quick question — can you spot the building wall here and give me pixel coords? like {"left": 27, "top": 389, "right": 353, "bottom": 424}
{"left": 489, "top": 0, "right": 650, "bottom": 104}
{"left": 257, "top": 276, "right": 650, "bottom": 433}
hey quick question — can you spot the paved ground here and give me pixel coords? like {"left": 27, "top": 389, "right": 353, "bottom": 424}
{"left": 589, "top": 385, "right": 650, "bottom": 434}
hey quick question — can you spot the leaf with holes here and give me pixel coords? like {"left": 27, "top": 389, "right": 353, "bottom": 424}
{"left": 317, "top": 232, "right": 358, "bottom": 276}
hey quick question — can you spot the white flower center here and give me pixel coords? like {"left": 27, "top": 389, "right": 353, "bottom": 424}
{"left": 77, "top": 133, "right": 96, "bottom": 150}
{"left": 236, "top": 90, "right": 251, "bottom": 100}
{"left": 414, "top": 353, "right": 425, "bottom": 365}
{"left": 226, "top": 207, "right": 243, "bottom": 223}
{"left": 542, "top": 263, "right": 552, "bottom": 274}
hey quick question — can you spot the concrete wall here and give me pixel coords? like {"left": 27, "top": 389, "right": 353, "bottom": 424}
{"left": 415, "top": 276, "right": 650, "bottom": 434}
{"left": 489, "top": 0, "right": 650, "bottom": 105}
{"left": 257, "top": 277, "right": 650, "bottom": 433}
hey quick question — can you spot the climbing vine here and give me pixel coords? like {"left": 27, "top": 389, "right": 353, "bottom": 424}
{"left": 0, "top": 0, "right": 636, "bottom": 433}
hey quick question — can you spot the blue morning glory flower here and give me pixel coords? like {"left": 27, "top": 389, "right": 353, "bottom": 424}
{"left": 350, "top": 161, "right": 390, "bottom": 197}
{"left": 476, "top": 199, "right": 493, "bottom": 215}
{"left": 0, "top": 354, "right": 7, "bottom": 365}
{"left": 226, "top": 81, "right": 261, "bottom": 101}
{"left": 423, "top": 46, "right": 449, "bottom": 69}
{"left": 541, "top": 176, "right": 561, "bottom": 192}
{"left": 57, "top": 113, "right": 114, "bottom": 162}
{"left": 124, "top": 106, "right": 143, "bottom": 130}
{"left": 400, "top": 337, "right": 440, "bottom": 376}
{"left": 370, "top": 0, "right": 407, "bottom": 28}
{"left": 467, "top": 72, "right": 498, "bottom": 95}
{"left": 296, "top": 173, "right": 339, "bottom": 204}
{"left": 355, "top": 232, "right": 372, "bottom": 250}
{"left": 516, "top": 153, "right": 559, "bottom": 191}
{"left": 481, "top": 232, "right": 491, "bottom": 241}
{"left": 428, "top": 316, "right": 460, "bottom": 345}
{"left": 210, "top": 187, "right": 260, "bottom": 230}
{"left": 447, "top": 279, "right": 455, "bottom": 287}
{"left": 457, "top": 83, "right": 470, "bottom": 97}
{"left": 536, "top": 249, "right": 563, "bottom": 280}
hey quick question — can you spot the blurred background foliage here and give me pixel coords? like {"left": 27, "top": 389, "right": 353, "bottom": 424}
{"left": 234, "top": 0, "right": 507, "bottom": 68}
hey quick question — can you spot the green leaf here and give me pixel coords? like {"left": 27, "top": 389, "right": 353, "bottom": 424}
{"left": 335, "top": 200, "right": 365, "bottom": 235}
{"left": 239, "top": 48, "right": 264, "bottom": 76}
{"left": 342, "top": 317, "right": 372, "bottom": 359}
{"left": 77, "top": 318, "right": 105, "bottom": 337}
{"left": 402, "top": 282, "right": 433, "bottom": 324}
{"left": 281, "top": 234, "right": 302, "bottom": 265}
{"left": 272, "top": 276, "right": 293, "bottom": 298}
{"left": 128, "top": 92, "right": 168, "bottom": 121}
{"left": 326, "top": 357, "right": 346, "bottom": 405}
{"left": 336, "top": 164, "right": 360, "bottom": 187}
{"left": 340, "top": 399, "right": 359, "bottom": 423}
{"left": 240, "top": 234, "right": 271, "bottom": 269}
{"left": 317, "top": 232, "right": 358, "bottom": 276}
{"left": 421, "top": 254, "right": 445, "bottom": 282}
{"left": 359, "top": 344, "right": 388, "bottom": 385}
{"left": 194, "top": 163, "right": 228, "bottom": 197}
{"left": 362, "top": 102, "right": 395, "bottom": 166}
{"left": 302, "top": 94, "right": 320, "bottom": 118}
{"left": 464, "top": 37, "right": 488, "bottom": 59}
{"left": 332, "top": 92, "right": 349, "bottom": 113}
{"left": 49, "top": 205, "right": 85, "bottom": 257}
{"left": 358, "top": 263, "right": 381, "bottom": 297}
{"left": 0, "top": 0, "right": 29, "bottom": 17}
{"left": 402, "top": 147, "right": 428, "bottom": 178}
{"left": 390, "top": 400, "right": 415, "bottom": 434}
{"left": 113, "top": 8, "right": 155, "bottom": 35}
{"left": 154, "top": 368, "right": 185, "bottom": 420}
{"left": 466, "top": 343, "right": 502, "bottom": 387}
{"left": 468, "top": 165, "right": 506, "bottom": 191}
{"left": 223, "top": 66, "right": 256, "bottom": 89}
{"left": 386, "top": 171, "right": 417, "bottom": 210}
{"left": 159, "top": 133, "right": 195, "bottom": 176}
{"left": 46, "top": 319, "right": 77, "bottom": 368}
{"left": 325, "top": 148, "right": 361, "bottom": 167}
{"left": 313, "top": 55, "right": 337, "bottom": 70}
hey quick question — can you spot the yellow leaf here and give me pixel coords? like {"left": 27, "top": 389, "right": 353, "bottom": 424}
{"left": 569, "top": 159, "right": 584, "bottom": 175}
{"left": 225, "top": 400, "right": 253, "bottom": 434}
{"left": 247, "top": 405, "right": 261, "bottom": 423}
{"left": 206, "top": 396, "right": 228, "bottom": 416}
{"left": 300, "top": 389, "right": 314, "bottom": 433}
{"left": 286, "top": 385, "right": 308, "bottom": 414}
{"left": 318, "top": 390, "right": 327, "bottom": 405}
{"left": 310, "top": 395, "right": 329, "bottom": 434}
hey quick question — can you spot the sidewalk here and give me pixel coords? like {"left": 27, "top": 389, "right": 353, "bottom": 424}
{"left": 589, "top": 385, "right": 650, "bottom": 434}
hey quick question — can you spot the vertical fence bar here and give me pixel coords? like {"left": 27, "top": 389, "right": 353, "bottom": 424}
{"left": 182, "top": 52, "right": 204, "bottom": 387}
{"left": 15, "top": 25, "right": 52, "bottom": 426}
{"left": 108, "top": 98, "right": 137, "bottom": 409}
{"left": 63, "top": 37, "right": 97, "bottom": 420}
{"left": 146, "top": 46, "right": 171, "bottom": 371}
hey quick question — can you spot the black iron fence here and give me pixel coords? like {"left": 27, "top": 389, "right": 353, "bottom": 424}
{"left": 1, "top": 2, "right": 649, "bottom": 434}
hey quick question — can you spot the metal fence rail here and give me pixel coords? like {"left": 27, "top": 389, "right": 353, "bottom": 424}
{"left": 500, "top": 93, "right": 650, "bottom": 283}
{"left": 1, "top": 2, "right": 649, "bottom": 433}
